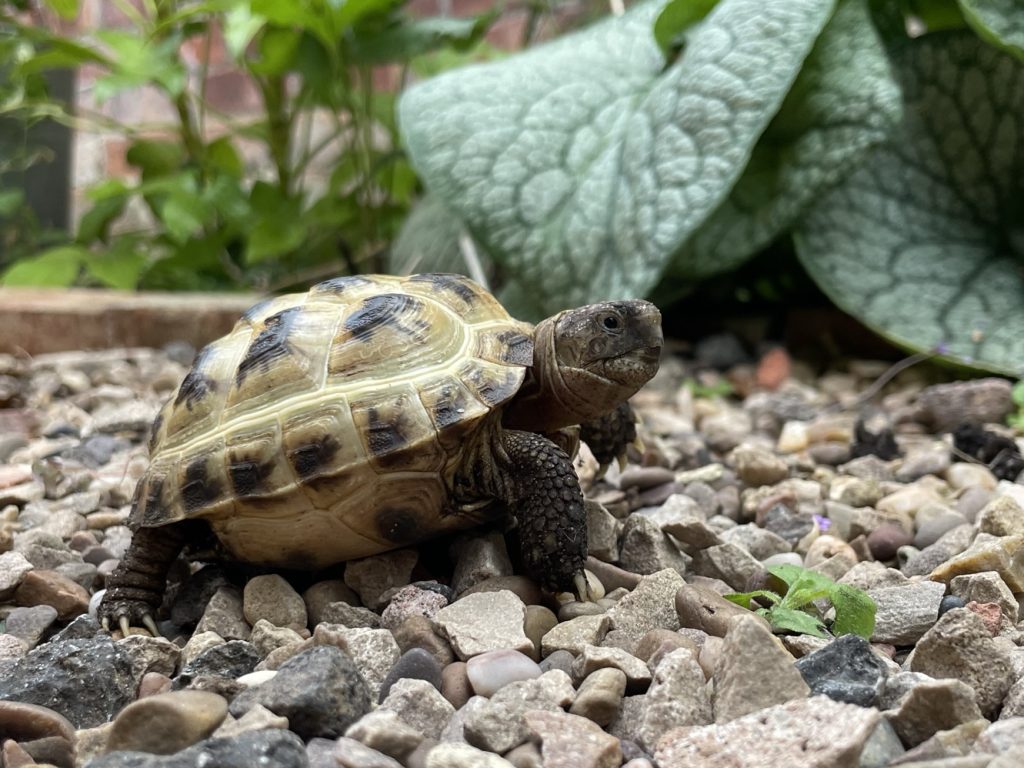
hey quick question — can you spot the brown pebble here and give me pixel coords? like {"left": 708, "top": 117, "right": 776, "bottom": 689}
{"left": 138, "top": 671, "right": 173, "bottom": 698}
{"left": 966, "top": 601, "right": 1003, "bottom": 635}
{"left": 867, "top": 523, "right": 913, "bottom": 561}
{"left": 106, "top": 690, "right": 228, "bottom": 754}
{"left": 524, "top": 605, "right": 557, "bottom": 662}
{"left": 441, "top": 661, "right": 471, "bottom": 709}
{"left": 674, "top": 584, "right": 770, "bottom": 638}
{"left": 634, "top": 629, "right": 696, "bottom": 663}
{"left": 2, "top": 740, "right": 34, "bottom": 768}
{"left": 13, "top": 570, "right": 89, "bottom": 620}
{"left": 18, "top": 735, "right": 74, "bottom": 768}
{"left": 505, "top": 741, "right": 544, "bottom": 768}
{"left": 392, "top": 615, "right": 455, "bottom": 668}
{"left": 0, "top": 701, "right": 75, "bottom": 742}
{"left": 585, "top": 557, "right": 641, "bottom": 592}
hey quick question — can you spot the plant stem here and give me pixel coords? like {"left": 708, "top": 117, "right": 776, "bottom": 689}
{"left": 258, "top": 75, "right": 294, "bottom": 195}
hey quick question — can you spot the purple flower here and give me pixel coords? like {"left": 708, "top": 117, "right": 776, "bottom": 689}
{"left": 813, "top": 514, "right": 831, "bottom": 532}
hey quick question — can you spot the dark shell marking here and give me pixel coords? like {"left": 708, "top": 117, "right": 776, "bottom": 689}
{"left": 287, "top": 435, "right": 340, "bottom": 479}
{"left": 496, "top": 330, "right": 533, "bottom": 366}
{"left": 236, "top": 307, "right": 302, "bottom": 386}
{"left": 181, "top": 457, "right": 222, "bottom": 513}
{"left": 410, "top": 272, "right": 478, "bottom": 306}
{"left": 175, "top": 346, "right": 217, "bottom": 410}
{"left": 343, "top": 293, "right": 425, "bottom": 342}
{"left": 311, "top": 275, "right": 372, "bottom": 295}
{"left": 376, "top": 507, "right": 422, "bottom": 543}
{"left": 228, "top": 457, "right": 274, "bottom": 498}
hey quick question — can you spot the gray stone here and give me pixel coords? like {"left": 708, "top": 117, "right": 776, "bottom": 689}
{"left": 586, "top": 500, "right": 622, "bottom": 562}
{"left": 195, "top": 585, "right": 251, "bottom": 641}
{"left": 524, "top": 709, "right": 622, "bottom": 768}
{"left": 345, "top": 550, "right": 418, "bottom": 609}
{"left": 466, "top": 649, "right": 541, "bottom": 697}
{"left": 118, "top": 634, "right": 181, "bottom": 680}
{"left": 229, "top": 645, "right": 371, "bottom": 739}
{"left": 930, "top": 534, "right": 1024, "bottom": 591}
{"left": 718, "top": 524, "right": 790, "bottom": 560}
{"left": 317, "top": 625, "right": 401, "bottom": 702}
{"left": 540, "top": 614, "right": 609, "bottom": 656}
{"left": 619, "top": 514, "right": 689, "bottom": 575}
{"left": 857, "top": 719, "right": 906, "bottom": 768}
{"left": 326, "top": 737, "right": 404, "bottom": 768}
{"left": 897, "top": 448, "right": 951, "bottom": 483}
{"left": 916, "top": 378, "right": 1014, "bottom": 432}
{"left": 381, "top": 584, "right": 449, "bottom": 630}
{"left": 914, "top": 505, "right": 969, "bottom": 549}
{"left": 211, "top": 704, "right": 288, "bottom": 739}
{"left": 571, "top": 644, "right": 651, "bottom": 690}
{"left": 569, "top": 667, "right": 627, "bottom": 727}
{"left": 379, "top": 677, "right": 455, "bottom": 740}
{"left": 433, "top": 590, "right": 531, "bottom": 660}
{"left": 178, "top": 640, "right": 259, "bottom": 684}
{"left": 634, "top": 648, "right": 711, "bottom": 751}
{"left": 249, "top": 620, "right": 304, "bottom": 658}
{"left": 903, "top": 525, "right": 975, "bottom": 577}
{"left": 304, "top": 579, "right": 361, "bottom": 625}
{"left": 713, "top": 615, "right": 809, "bottom": 723}
{"left": 0, "top": 634, "right": 135, "bottom": 728}
{"left": 868, "top": 579, "right": 946, "bottom": 645}
{"left": 895, "top": 719, "right": 987, "bottom": 763}
{"left": 654, "top": 695, "right": 880, "bottom": 768}
{"left": 886, "top": 678, "right": 984, "bottom": 747}
{"left": 451, "top": 533, "right": 514, "bottom": 595}
{"left": 0, "top": 550, "right": 33, "bottom": 600}
{"left": 4, "top": 605, "right": 58, "bottom": 648}
{"left": 243, "top": 574, "right": 307, "bottom": 630}
{"left": 978, "top": 495, "right": 1024, "bottom": 537}
{"left": 690, "top": 542, "right": 766, "bottom": 591}
{"left": 910, "top": 608, "right": 1014, "bottom": 718}
{"left": 730, "top": 444, "right": 789, "bottom": 487}
{"left": 345, "top": 708, "right": 424, "bottom": 760}
{"left": 85, "top": 729, "right": 307, "bottom": 768}
{"left": 426, "top": 743, "right": 515, "bottom": 768}
{"left": 606, "top": 569, "right": 685, "bottom": 642}
{"left": 463, "top": 670, "right": 575, "bottom": 753}
{"left": 320, "top": 601, "right": 381, "bottom": 629}
{"left": 793, "top": 634, "right": 889, "bottom": 707}
{"left": 378, "top": 647, "right": 443, "bottom": 703}
{"left": 950, "top": 572, "right": 1019, "bottom": 621}
{"left": 977, "top": 717, "right": 1024, "bottom": 754}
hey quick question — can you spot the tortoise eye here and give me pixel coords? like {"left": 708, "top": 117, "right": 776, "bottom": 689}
{"left": 601, "top": 314, "right": 622, "bottom": 332}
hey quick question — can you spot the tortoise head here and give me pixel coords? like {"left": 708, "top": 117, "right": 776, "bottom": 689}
{"left": 509, "top": 299, "right": 662, "bottom": 431}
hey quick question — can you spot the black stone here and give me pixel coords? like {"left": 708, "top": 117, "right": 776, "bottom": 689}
{"left": 953, "top": 422, "right": 1024, "bottom": 481}
{"left": 236, "top": 307, "right": 302, "bottom": 385}
{"left": 229, "top": 645, "right": 371, "bottom": 740}
{"left": 794, "top": 634, "right": 889, "bottom": 708}
{"left": 850, "top": 417, "right": 901, "bottom": 461}
{"left": 181, "top": 457, "right": 222, "bottom": 513}
{"left": 170, "top": 565, "right": 231, "bottom": 627}
{"left": 176, "top": 641, "right": 260, "bottom": 687}
{"left": 938, "top": 594, "right": 967, "bottom": 617}
{"left": 377, "top": 647, "right": 444, "bottom": 703}
{"left": 410, "top": 581, "right": 455, "bottom": 603}
{"left": 0, "top": 635, "right": 135, "bottom": 728}
{"left": 761, "top": 503, "right": 815, "bottom": 545}
{"left": 288, "top": 435, "right": 340, "bottom": 479}
{"left": 51, "top": 615, "right": 102, "bottom": 642}
{"left": 84, "top": 729, "right": 308, "bottom": 768}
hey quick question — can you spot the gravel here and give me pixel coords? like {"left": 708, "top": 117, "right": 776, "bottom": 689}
{"left": 0, "top": 344, "right": 1022, "bottom": 766}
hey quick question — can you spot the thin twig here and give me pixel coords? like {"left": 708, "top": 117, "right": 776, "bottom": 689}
{"left": 459, "top": 233, "right": 489, "bottom": 290}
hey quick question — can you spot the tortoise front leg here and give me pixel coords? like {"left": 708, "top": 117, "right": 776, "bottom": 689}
{"left": 100, "top": 524, "right": 186, "bottom": 636}
{"left": 580, "top": 401, "right": 638, "bottom": 473}
{"left": 499, "top": 430, "right": 598, "bottom": 600}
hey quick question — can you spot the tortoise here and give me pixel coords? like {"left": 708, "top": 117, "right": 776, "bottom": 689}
{"left": 99, "top": 273, "right": 663, "bottom": 635}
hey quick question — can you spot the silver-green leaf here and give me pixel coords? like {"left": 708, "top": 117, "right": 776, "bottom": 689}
{"left": 959, "top": 0, "right": 1024, "bottom": 61}
{"left": 795, "top": 32, "right": 1024, "bottom": 376}
{"left": 668, "top": 0, "right": 902, "bottom": 280}
{"left": 399, "top": 0, "right": 835, "bottom": 318}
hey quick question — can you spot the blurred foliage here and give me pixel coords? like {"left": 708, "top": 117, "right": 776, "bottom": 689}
{"left": 0, "top": 0, "right": 523, "bottom": 290}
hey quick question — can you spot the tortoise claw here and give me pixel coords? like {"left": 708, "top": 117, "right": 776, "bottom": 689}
{"left": 119, "top": 616, "right": 131, "bottom": 638}
{"left": 142, "top": 615, "right": 161, "bottom": 638}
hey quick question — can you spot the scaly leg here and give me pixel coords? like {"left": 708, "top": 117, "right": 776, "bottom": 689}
{"left": 580, "top": 401, "right": 639, "bottom": 473}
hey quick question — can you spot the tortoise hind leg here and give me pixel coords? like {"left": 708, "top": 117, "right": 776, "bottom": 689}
{"left": 580, "top": 401, "right": 638, "bottom": 474}
{"left": 498, "top": 430, "right": 597, "bottom": 600}
{"left": 100, "top": 524, "right": 187, "bottom": 636}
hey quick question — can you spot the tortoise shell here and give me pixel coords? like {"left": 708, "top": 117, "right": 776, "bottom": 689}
{"left": 134, "top": 273, "right": 535, "bottom": 569}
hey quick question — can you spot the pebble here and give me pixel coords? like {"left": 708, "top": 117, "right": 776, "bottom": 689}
{"left": 674, "top": 583, "right": 768, "bottom": 637}
{"left": 441, "top": 660, "right": 472, "bottom": 708}
{"left": 930, "top": 534, "right": 1024, "bottom": 591}
{"left": 381, "top": 584, "right": 450, "bottom": 630}
{"left": 571, "top": 645, "right": 651, "bottom": 690}
{"left": 345, "top": 550, "right": 419, "bottom": 609}
{"left": 0, "top": 550, "right": 34, "bottom": 599}
{"left": 432, "top": 590, "right": 532, "bottom": 660}
{"left": 730, "top": 444, "right": 789, "bottom": 487}
{"left": 569, "top": 667, "right": 627, "bottom": 726}
{"left": 909, "top": 608, "right": 1014, "bottom": 718}
{"left": 392, "top": 615, "right": 455, "bottom": 669}
{"left": 540, "top": 613, "right": 609, "bottom": 656}
{"left": 177, "top": 640, "right": 259, "bottom": 685}
{"left": 106, "top": 690, "right": 228, "bottom": 754}
{"left": 118, "top": 634, "right": 181, "bottom": 680}
{"left": 249, "top": 619, "right": 304, "bottom": 657}
{"left": 462, "top": 670, "right": 576, "bottom": 753}
{"left": 524, "top": 709, "right": 621, "bottom": 768}
{"left": 793, "top": 634, "right": 889, "bottom": 707}
{"left": 522, "top": 605, "right": 557, "bottom": 660}
{"left": 628, "top": 648, "right": 711, "bottom": 752}
{"left": 303, "top": 579, "right": 361, "bottom": 625}
{"left": 618, "top": 514, "right": 689, "bottom": 575}
{"left": 977, "top": 494, "right": 1024, "bottom": 537}
{"left": 460, "top": 575, "right": 544, "bottom": 606}
{"left": 466, "top": 649, "right": 541, "bottom": 697}
{"left": 15, "top": 566, "right": 89, "bottom": 622}
{"left": 886, "top": 678, "right": 984, "bottom": 747}
{"left": 586, "top": 500, "right": 622, "bottom": 562}
{"left": 88, "top": 729, "right": 308, "bottom": 768}
{"left": 915, "top": 378, "right": 1014, "bottom": 432}
{"left": 4, "top": 604, "right": 59, "bottom": 647}
{"left": 451, "top": 533, "right": 514, "bottom": 594}
{"left": 867, "top": 579, "right": 946, "bottom": 645}
{"left": 0, "top": 633, "right": 135, "bottom": 728}
{"left": 425, "top": 743, "right": 515, "bottom": 768}
{"left": 320, "top": 601, "right": 382, "bottom": 628}
{"left": 229, "top": 645, "right": 371, "bottom": 739}
{"left": 379, "top": 677, "right": 455, "bottom": 740}
{"left": 194, "top": 585, "right": 250, "bottom": 641}
{"left": 606, "top": 569, "right": 684, "bottom": 642}
{"left": 712, "top": 615, "right": 810, "bottom": 723}
{"left": 654, "top": 696, "right": 880, "bottom": 768}
{"left": 345, "top": 708, "right": 424, "bottom": 761}
{"left": 378, "top": 647, "right": 443, "bottom": 702}
{"left": 690, "top": 542, "right": 765, "bottom": 591}
{"left": 0, "top": 700, "right": 75, "bottom": 744}
{"left": 950, "top": 571, "right": 1019, "bottom": 620}
{"left": 315, "top": 625, "right": 401, "bottom": 701}
{"left": 242, "top": 574, "right": 307, "bottom": 630}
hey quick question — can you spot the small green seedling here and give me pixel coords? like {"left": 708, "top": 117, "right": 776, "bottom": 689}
{"left": 725, "top": 563, "right": 876, "bottom": 639}
{"left": 1008, "top": 381, "right": 1024, "bottom": 431}
{"left": 682, "top": 378, "right": 736, "bottom": 399}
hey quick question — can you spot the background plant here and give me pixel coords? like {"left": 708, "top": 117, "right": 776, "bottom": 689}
{"left": 397, "top": 0, "right": 1024, "bottom": 376}
{"left": 0, "top": 0, "right": 512, "bottom": 291}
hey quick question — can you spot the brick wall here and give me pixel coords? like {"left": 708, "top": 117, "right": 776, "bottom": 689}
{"left": 64, "top": 0, "right": 598, "bottom": 231}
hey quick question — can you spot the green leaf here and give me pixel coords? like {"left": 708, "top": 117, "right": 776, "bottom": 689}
{"left": 653, "top": 0, "right": 718, "bottom": 56}
{"left": 94, "top": 31, "right": 186, "bottom": 100}
{"left": 399, "top": 0, "right": 835, "bottom": 318}
{"left": 828, "top": 582, "right": 876, "bottom": 639}
{"left": 334, "top": 0, "right": 404, "bottom": 30}
{"left": 767, "top": 563, "right": 826, "bottom": 590}
{"left": 722, "top": 589, "right": 780, "bottom": 609}
{"left": 245, "top": 181, "right": 305, "bottom": 263}
{"left": 1, "top": 245, "right": 84, "bottom": 286}
{"left": 206, "top": 136, "right": 244, "bottom": 177}
{"left": 959, "top": 0, "right": 1024, "bottom": 61}
{"left": 224, "top": 6, "right": 265, "bottom": 59}
{"left": 795, "top": 32, "right": 1024, "bottom": 376}
{"left": 909, "top": 0, "right": 966, "bottom": 32}
{"left": 780, "top": 568, "right": 834, "bottom": 610}
{"left": 83, "top": 240, "right": 148, "bottom": 289}
{"left": 0, "top": 188, "right": 25, "bottom": 217}
{"left": 126, "top": 138, "right": 184, "bottom": 179}
{"left": 388, "top": 195, "right": 475, "bottom": 274}
{"left": 1012, "top": 381, "right": 1024, "bottom": 407}
{"left": 249, "top": 26, "right": 302, "bottom": 76}
{"left": 665, "top": 0, "right": 902, "bottom": 282}
{"left": 42, "top": 0, "right": 79, "bottom": 19}
{"left": 767, "top": 606, "right": 828, "bottom": 637}
{"left": 351, "top": 13, "right": 499, "bottom": 65}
